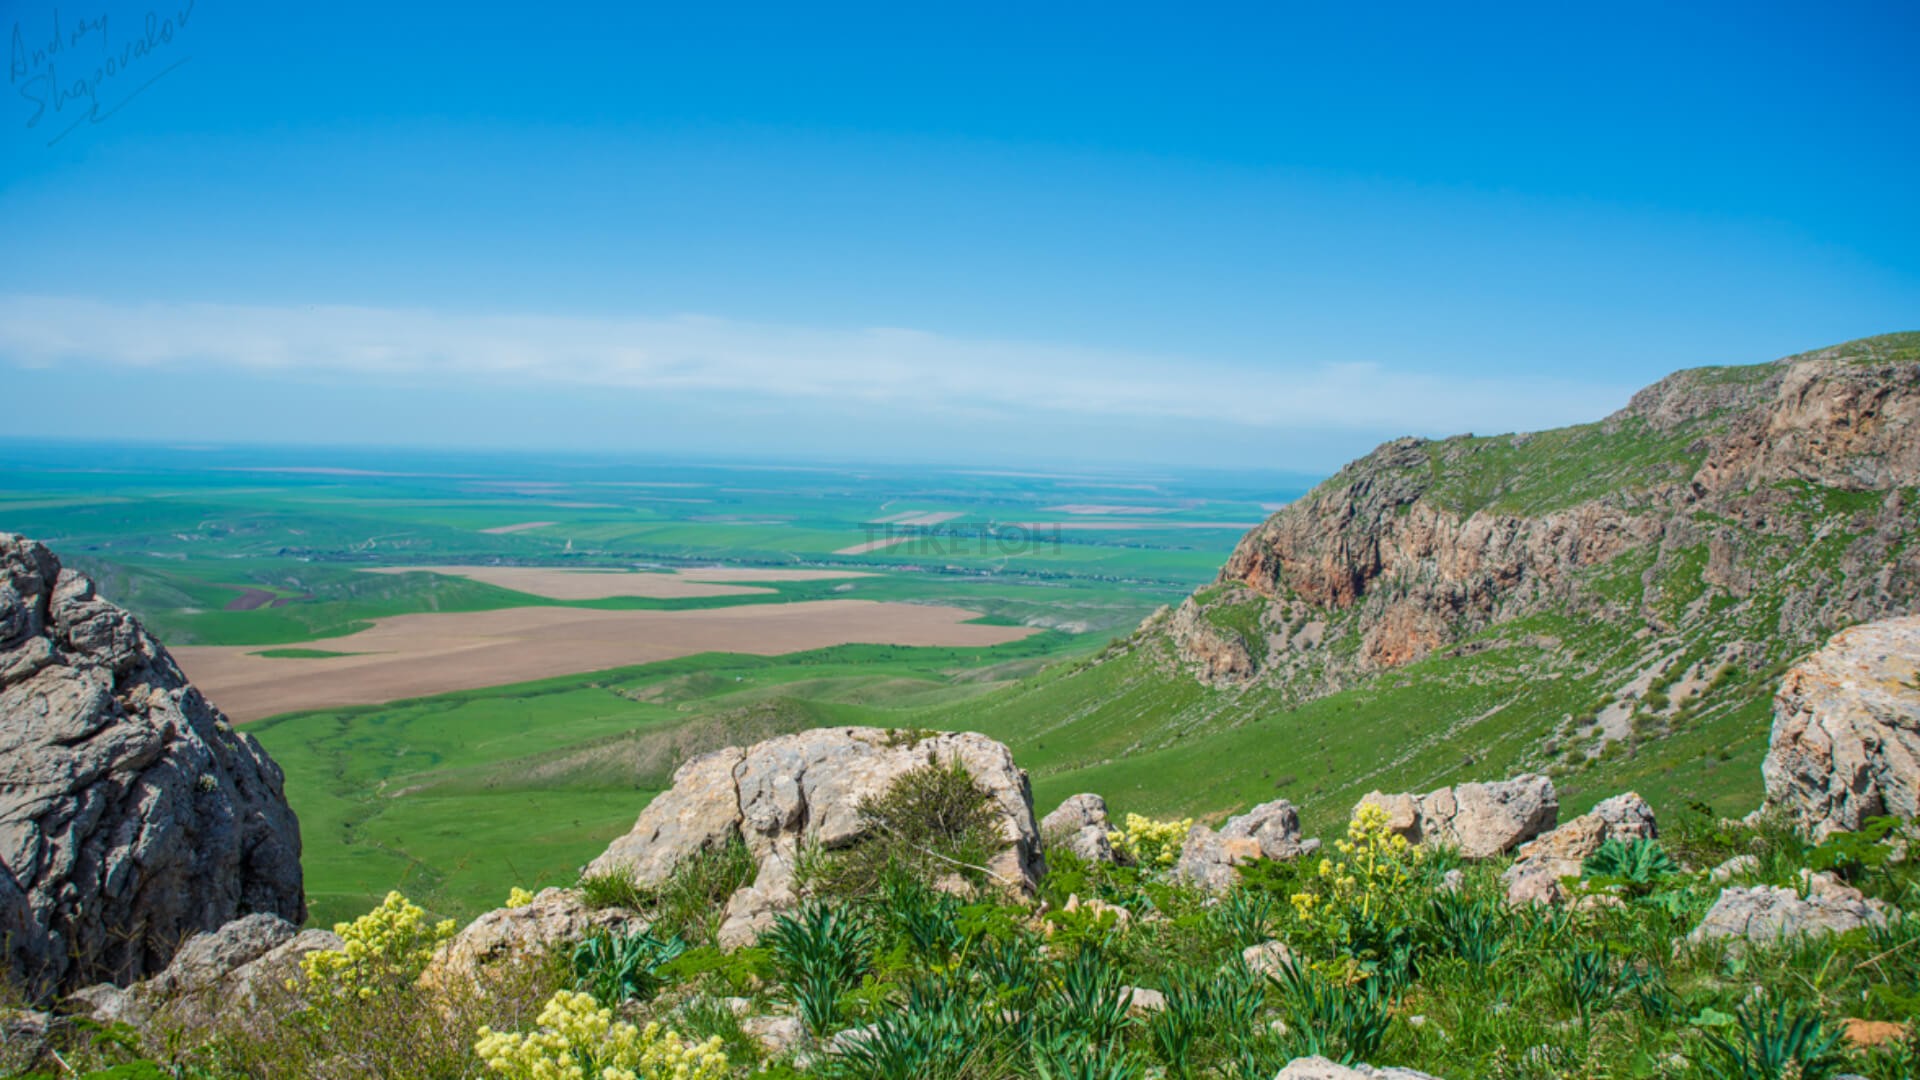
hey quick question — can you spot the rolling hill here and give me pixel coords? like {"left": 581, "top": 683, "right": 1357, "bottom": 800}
{"left": 927, "top": 332, "right": 1920, "bottom": 832}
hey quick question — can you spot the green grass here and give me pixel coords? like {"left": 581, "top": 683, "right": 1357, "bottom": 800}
{"left": 252, "top": 633, "right": 1100, "bottom": 927}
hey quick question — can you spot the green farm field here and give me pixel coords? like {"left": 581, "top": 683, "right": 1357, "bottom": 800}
{"left": 1, "top": 440, "right": 1311, "bottom": 925}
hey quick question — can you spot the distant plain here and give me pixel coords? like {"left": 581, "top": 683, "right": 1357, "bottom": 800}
{"left": 0, "top": 441, "right": 1305, "bottom": 923}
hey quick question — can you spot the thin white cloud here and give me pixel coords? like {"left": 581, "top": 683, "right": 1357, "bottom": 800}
{"left": 0, "top": 295, "right": 1629, "bottom": 436}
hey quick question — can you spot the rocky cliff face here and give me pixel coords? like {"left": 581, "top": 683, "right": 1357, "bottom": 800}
{"left": 1164, "top": 334, "right": 1920, "bottom": 699}
{"left": 0, "top": 533, "right": 305, "bottom": 1000}
{"left": 1763, "top": 614, "right": 1920, "bottom": 839}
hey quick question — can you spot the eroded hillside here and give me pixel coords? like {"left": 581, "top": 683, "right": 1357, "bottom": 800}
{"left": 939, "top": 333, "right": 1920, "bottom": 829}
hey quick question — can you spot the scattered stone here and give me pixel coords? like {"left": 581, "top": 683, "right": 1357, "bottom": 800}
{"left": 1688, "top": 876, "right": 1888, "bottom": 947}
{"left": 1502, "top": 792, "right": 1656, "bottom": 904}
{"left": 743, "top": 1014, "right": 807, "bottom": 1055}
{"left": 1220, "top": 799, "right": 1322, "bottom": 860}
{"left": 587, "top": 728, "right": 1042, "bottom": 947}
{"left": 1274, "top": 1056, "right": 1446, "bottom": 1079}
{"left": 1122, "top": 986, "right": 1166, "bottom": 1015}
{"left": 1439, "top": 868, "right": 1466, "bottom": 893}
{"left": 1710, "top": 855, "right": 1760, "bottom": 883}
{"left": 1175, "top": 825, "right": 1264, "bottom": 890}
{"left": 1241, "top": 940, "right": 1296, "bottom": 979}
{"left": 1176, "top": 799, "right": 1319, "bottom": 889}
{"left": 1763, "top": 616, "right": 1920, "bottom": 839}
{"left": 1359, "top": 775, "right": 1558, "bottom": 859}
{"left": 0, "top": 533, "right": 306, "bottom": 1000}
{"left": 65, "top": 914, "right": 340, "bottom": 1031}
{"left": 424, "top": 887, "right": 647, "bottom": 986}
{"left": 828, "top": 1023, "right": 878, "bottom": 1052}
{"left": 1040, "top": 793, "right": 1116, "bottom": 863}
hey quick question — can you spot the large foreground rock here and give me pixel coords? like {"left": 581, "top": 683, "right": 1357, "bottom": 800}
{"left": 586, "top": 727, "right": 1041, "bottom": 945}
{"left": 1502, "top": 792, "right": 1657, "bottom": 905}
{"left": 0, "top": 533, "right": 305, "bottom": 1000}
{"left": 1176, "top": 799, "right": 1319, "bottom": 889}
{"left": 1040, "top": 793, "right": 1116, "bottom": 863}
{"left": 1763, "top": 616, "right": 1920, "bottom": 839}
{"left": 1358, "top": 775, "right": 1557, "bottom": 859}
{"left": 1688, "top": 873, "right": 1889, "bottom": 947}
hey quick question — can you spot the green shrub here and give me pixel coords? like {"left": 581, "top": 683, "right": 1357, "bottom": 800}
{"left": 766, "top": 903, "right": 876, "bottom": 1036}
{"left": 1031, "top": 1033, "right": 1145, "bottom": 1080}
{"left": 828, "top": 976, "right": 1004, "bottom": 1080}
{"left": 1423, "top": 890, "right": 1505, "bottom": 966}
{"left": 1039, "top": 948, "right": 1135, "bottom": 1046}
{"left": 803, "top": 761, "right": 1008, "bottom": 897}
{"left": 654, "top": 834, "right": 759, "bottom": 945}
{"left": 570, "top": 927, "right": 687, "bottom": 1006}
{"left": 1146, "top": 964, "right": 1264, "bottom": 1078}
{"left": 1209, "top": 889, "right": 1275, "bottom": 949}
{"left": 1580, "top": 837, "right": 1679, "bottom": 896}
{"left": 579, "top": 871, "right": 649, "bottom": 912}
{"left": 1700, "top": 999, "right": 1845, "bottom": 1080}
{"left": 1265, "top": 957, "right": 1389, "bottom": 1065}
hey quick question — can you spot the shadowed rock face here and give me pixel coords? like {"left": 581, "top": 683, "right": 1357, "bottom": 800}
{"left": 0, "top": 533, "right": 304, "bottom": 1001}
{"left": 1763, "top": 615, "right": 1920, "bottom": 838}
{"left": 1165, "top": 335, "right": 1920, "bottom": 691}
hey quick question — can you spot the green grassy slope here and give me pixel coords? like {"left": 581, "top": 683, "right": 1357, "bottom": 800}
{"left": 251, "top": 634, "right": 1092, "bottom": 926}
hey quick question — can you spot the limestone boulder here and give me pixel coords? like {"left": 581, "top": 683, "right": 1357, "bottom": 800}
{"left": 1358, "top": 775, "right": 1558, "bottom": 859}
{"left": 1241, "top": 940, "right": 1296, "bottom": 980}
{"left": 1274, "top": 1057, "right": 1446, "bottom": 1079}
{"left": 1220, "top": 798, "right": 1322, "bottom": 860}
{"left": 1502, "top": 792, "right": 1657, "bottom": 905}
{"left": 1040, "top": 793, "right": 1116, "bottom": 864}
{"left": 1176, "top": 799, "right": 1319, "bottom": 890}
{"left": 424, "top": 887, "right": 648, "bottom": 985}
{"left": 1762, "top": 616, "right": 1920, "bottom": 839}
{"left": 587, "top": 728, "right": 1041, "bottom": 946}
{"left": 0, "top": 533, "right": 305, "bottom": 1000}
{"left": 1688, "top": 873, "right": 1889, "bottom": 947}
{"left": 66, "top": 913, "right": 340, "bottom": 1030}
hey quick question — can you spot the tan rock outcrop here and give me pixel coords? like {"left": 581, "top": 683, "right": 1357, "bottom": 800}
{"left": 1502, "top": 792, "right": 1657, "bottom": 905}
{"left": 67, "top": 913, "right": 340, "bottom": 1031}
{"left": 1040, "top": 793, "right": 1116, "bottom": 864}
{"left": 586, "top": 727, "right": 1041, "bottom": 946}
{"left": 1762, "top": 616, "right": 1920, "bottom": 839}
{"left": 424, "top": 887, "right": 647, "bottom": 985}
{"left": 1358, "top": 775, "right": 1558, "bottom": 859}
{"left": 1176, "top": 799, "right": 1319, "bottom": 889}
{"left": 1688, "top": 872, "right": 1889, "bottom": 946}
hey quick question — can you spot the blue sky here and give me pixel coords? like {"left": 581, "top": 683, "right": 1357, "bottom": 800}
{"left": 1, "top": 2, "right": 1915, "bottom": 469}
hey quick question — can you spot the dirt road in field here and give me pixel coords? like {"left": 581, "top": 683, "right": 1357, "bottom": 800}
{"left": 359, "top": 565, "right": 872, "bottom": 599}
{"left": 174, "top": 599, "right": 1032, "bottom": 722}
